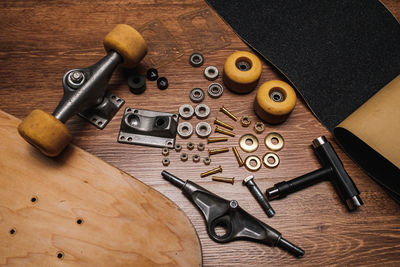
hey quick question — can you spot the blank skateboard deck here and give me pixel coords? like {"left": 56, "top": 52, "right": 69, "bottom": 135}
{"left": 0, "top": 110, "right": 202, "bottom": 266}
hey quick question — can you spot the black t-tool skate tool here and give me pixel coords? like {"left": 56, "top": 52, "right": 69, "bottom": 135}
{"left": 161, "top": 171, "right": 305, "bottom": 258}
{"left": 266, "top": 136, "right": 363, "bottom": 211}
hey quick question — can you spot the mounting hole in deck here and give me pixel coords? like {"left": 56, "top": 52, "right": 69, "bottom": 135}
{"left": 57, "top": 252, "right": 64, "bottom": 259}
{"left": 9, "top": 228, "right": 16, "bottom": 235}
{"left": 76, "top": 218, "right": 83, "bottom": 225}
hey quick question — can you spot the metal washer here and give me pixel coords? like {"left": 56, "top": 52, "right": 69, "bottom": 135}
{"left": 195, "top": 104, "right": 210, "bottom": 119}
{"left": 204, "top": 66, "right": 219, "bottom": 81}
{"left": 196, "top": 122, "right": 212, "bottom": 138}
{"left": 179, "top": 104, "right": 194, "bottom": 120}
{"left": 190, "top": 88, "right": 205, "bottom": 103}
{"left": 207, "top": 83, "right": 224, "bottom": 98}
{"left": 263, "top": 152, "right": 280, "bottom": 168}
{"left": 177, "top": 122, "right": 193, "bottom": 138}
{"left": 239, "top": 134, "right": 259, "bottom": 152}
{"left": 244, "top": 155, "right": 262, "bottom": 172}
{"left": 265, "top": 132, "right": 284, "bottom": 151}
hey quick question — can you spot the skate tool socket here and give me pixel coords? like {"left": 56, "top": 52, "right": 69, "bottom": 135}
{"left": 18, "top": 24, "right": 147, "bottom": 157}
{"left": 266, "top": 136, "right": 363, "bottom": 211}
{"left": 162, "top": 171, "right": 305, "bottom": 258}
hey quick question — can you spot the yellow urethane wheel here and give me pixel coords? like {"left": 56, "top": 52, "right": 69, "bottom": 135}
{"left": 254, "top": 80, "right": 297, "bottom": 124}
{"left": 103, "top": 24, "right": 147, "bottom": 68}
{"left": 223, "top": 51, "right": 262, "bottom": 94}
{"left": 18, "top": 109, "right": 72, "bottom": 157}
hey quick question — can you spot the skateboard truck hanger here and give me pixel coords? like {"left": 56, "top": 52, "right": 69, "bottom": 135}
{"left": 18, "top": 24, "right": 147, "bottom": 157}
{"left": 161, "top": 171, "right": 305, "bottom": 258}
{"left": 266, "top": 136, "right": 363, "bottom": 211}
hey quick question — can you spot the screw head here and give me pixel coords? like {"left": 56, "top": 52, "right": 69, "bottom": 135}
{"left": 242, "top": 175, "right": 254, "bottom": 185}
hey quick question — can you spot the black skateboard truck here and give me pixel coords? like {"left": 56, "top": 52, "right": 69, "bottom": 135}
{"left": 266, "top": 136, "right": 363, "bottom": 211}
{"left": 162, "top": 171, "right": 305, "bottom": 258}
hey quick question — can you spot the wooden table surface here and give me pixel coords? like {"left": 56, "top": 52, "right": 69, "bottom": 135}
{"left": 1, "top": 0, "right": 399, "bottom": 266}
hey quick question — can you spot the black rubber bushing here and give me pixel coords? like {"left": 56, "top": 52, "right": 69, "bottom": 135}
{"left": 157, "top": 77, "right": 168, "bottom": 90}
{"left": 128, "top": 74, "right": 146, "bottom": 94}
{"left": 146, "top": 68, "right": 158, "bottom": 81}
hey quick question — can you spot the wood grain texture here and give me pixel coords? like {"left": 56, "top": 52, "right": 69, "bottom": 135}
{"left": 0, "top": 111, "right": 202, "bottom": 266}
{"left": 0, "top": 0, "right": 399, "bottom": 266}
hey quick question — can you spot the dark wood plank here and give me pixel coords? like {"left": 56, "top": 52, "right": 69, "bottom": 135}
{"left": 0, "top": 0, "right": 399, "bottom": 266}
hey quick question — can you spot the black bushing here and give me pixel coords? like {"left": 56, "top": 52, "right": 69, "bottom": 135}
{"left": 157, "top": 77, "right": 169, "bottom": 90}
{"left": 146, "top": 68, "right": 158, "bottom": 81}
{"left": 128, "top": 74, "right": 146, "bottom": 94}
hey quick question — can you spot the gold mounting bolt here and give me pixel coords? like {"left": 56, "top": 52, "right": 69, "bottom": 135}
{"left": 208, "top": 147, "right": 229, "bottom": 156}
{"left": 207, "top": 136, "right": 228, "bottom": 143}
{"left": 212, "top": 176, "right": 235, "bottom": 184}
{"left": 215, "top": 126, "right": 235, "bottom": 137}
{"left": 200, "top": 165, "right": 222, "bottom": 178}
{"left": 219, "top": 106, "right": 238, "bottom": 121}
{"left": 214, "top": 118, "right": 234, "bottom": 130}
{"left": 232, "top": 146, "right": 244, "bottom": 167}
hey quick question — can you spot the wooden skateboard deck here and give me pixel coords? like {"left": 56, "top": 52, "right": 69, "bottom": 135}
{"left": 0, "top": 110, "right": 202, "bottom": 266}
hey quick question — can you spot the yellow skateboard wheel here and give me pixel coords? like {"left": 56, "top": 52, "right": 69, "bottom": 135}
{"left": 18, "top": 109, "right": 72, "bottom": 157}
{"left": 223, "top": 51, "right": 262, "bottom": 93}
{"left": 103, "top": 24, "right": 147, "bottom": 68}
{"left": 254, "top": 80, "right": 297, "bottom": 124}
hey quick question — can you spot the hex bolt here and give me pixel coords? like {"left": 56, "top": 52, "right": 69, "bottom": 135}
{"left": 207, "top": 136, "right": 228, "bottom": 143}
{"left": 232, "top": 146, "right": 244, "bottom": 167}
{"left": 215, "top": 126, "right": 235, "bottom": 137}
{"left": 208, "top": 147, "right": 229, "bottom": 156}
{"left": 69, "top": 71, "right": 84, "bottom": 84}
{"left": 212, "top": 176, "right": 235, "bottom": 184}
{"left": 243, "top": 175, "right": 275, "bottom": 218}
{"left": 214, "top": 118, "right": 234, "bottom": 130}
{"left": 219, "top": 106, "right": 238, "bottom": 121}
{"left": 200, "top": 165, "right": 222, "bottom": 178}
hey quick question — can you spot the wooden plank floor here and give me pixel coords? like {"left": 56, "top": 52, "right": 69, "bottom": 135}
{"left": 0, "top": 0, "right": 399, "bottom": 266}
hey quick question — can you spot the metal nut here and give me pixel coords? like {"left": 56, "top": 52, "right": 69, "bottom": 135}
{"left": 179, "top": 104, "right": 194, "bottom": 120}
{"left": 193, "top": 154, "right": 201, "bottom": 162}
{"left": 190, "top": 88, "right": 205, "bottom": 103}
{"left": 162, "top": 158, "right": 170, "bottom": 166}
{"left": 162, "top": 147, "right": 169, "bottom": 156}
{"left": 197, "top": 142, "right": 205, "bottom": 151}
{"left": 241, "top": 116, "right": 251, "bottom": 127}
{"left": 177, "top": 122, "right": 193, "bottom": 138}
{"left": 204, "top": 66, "right": 219, "bottom": 81}
{"left": 189, "top": 53, "right": 204, "bottom": 67}
{"left": 195, "top": 104, "right": 210, "bottom": 119}
{"left": 196, "top": 122, "right": 212, "bottom": 138}
{"left": 207, "top": 83, "right": 224, "bottom": 98}
{"left": 180, "top": 153, "right": 188, "bottom": 161}
{"left": 175, "top": 143, "right": 182, "bottom": 152}
{"left": 187, "top": 142, "right": 195, "bottom": 150}
{"left": 203, "top": 156, "right": 211, "bottom": 165}
{"left": 254, "top": 122, "right": 265, "bottom": 134}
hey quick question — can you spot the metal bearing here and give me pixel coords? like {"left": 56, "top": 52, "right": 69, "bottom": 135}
{"left": 190, "top": 88, "right": 205, "bottom": 103}
{"left": 239, "top": 134, "right": 259, "bottom": 152}
{"left": 265, "top": 132, "right": 284, "bottom": 151}
{"left": 193, "top": 154, "right": 201, "bottom": 163}
{"left": 244, "top": 155, "right": 262, "bottom": 172}
{"left": 254, "top": 122, "right": 265, "bottom": 134}
{"left": 207, "top": 83, "right": 224, "bottom": 98}
{"left": 196, "top": 122, "right": 212, "bottom": 138}
{"left": 195, "top": 104, "right": 210, "bottom": 119}
{"left": 177, "top": 122, "right": 193, "bottom": 138}
{"left": 204, "top": 66, "right": 219, "bottom": 81}
{"left": 189, "top": 53, "right": 204, "bottom": 67}
{"left": 240, "top": 116, "right": 251, "bottom": 127}
{"left": 263, "top": 152, "right": 280, "bottom": 168}
{"left": 179, "top": 104, "right": 195, "bottom": 120}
